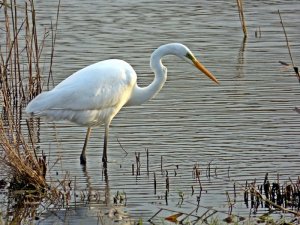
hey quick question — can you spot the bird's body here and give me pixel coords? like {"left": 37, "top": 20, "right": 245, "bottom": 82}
{"left": 26, "top": 43, "right": 219, "bottom": 168}
{"left": 27, "top": 59, "right": 136, "bottom": 127}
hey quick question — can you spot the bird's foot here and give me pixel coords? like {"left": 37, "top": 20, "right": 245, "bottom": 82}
{"left": 80, "top": 154, "right": 87, "bottom": 165}
{"left": 102, "top": 156, "right": 107, "bottom": 169}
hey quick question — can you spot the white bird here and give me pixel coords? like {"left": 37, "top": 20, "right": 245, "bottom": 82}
{"left": 26, "top": 43, "right": 219, "bottom": 168}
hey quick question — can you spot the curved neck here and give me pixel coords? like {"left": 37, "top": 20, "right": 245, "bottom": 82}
{"left": 126, "top": 45, "right": 174, "bottom": 106}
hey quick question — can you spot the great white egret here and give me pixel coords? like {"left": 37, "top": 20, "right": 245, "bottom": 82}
{"left": 26, "top": 43, "right": 219, "bottom": 168}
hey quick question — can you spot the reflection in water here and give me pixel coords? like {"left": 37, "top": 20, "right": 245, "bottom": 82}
{"left": 81, "top": 164, "right": 92, "bottom": 202}
{"left": 102, "top": 167, "right": 110, "bottom": 206}
{"left": 81, "top": 163, "right": 110, "bottom": 206}
{"left": 235, "top": 36, "right": 247, "bottom": 79}
{"left": 5, "top": 192, "right": 39, "bottom": 224}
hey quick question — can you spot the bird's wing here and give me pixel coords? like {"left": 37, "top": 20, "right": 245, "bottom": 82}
{"left": 26, "top": 60, "right": 137, "bottom": 114}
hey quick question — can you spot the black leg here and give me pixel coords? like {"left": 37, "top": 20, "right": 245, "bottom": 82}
{"left": 102, "top": 124, "right": 109, "bottom": 169}
{"left": 80, "top": 127, "right": 92, "bottom": 165}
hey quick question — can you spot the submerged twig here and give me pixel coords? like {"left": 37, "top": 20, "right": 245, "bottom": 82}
{"left": 250, "top": 186, "right": 300, "bottom": 216}
{"left": 135, "top": 152, "right": 141, "bottom": 176}
{"left": 116, "top": 138, "right": 128, "bottom": 155}
{"left": 146, "top": 148, "right": 149, "bottom": 175}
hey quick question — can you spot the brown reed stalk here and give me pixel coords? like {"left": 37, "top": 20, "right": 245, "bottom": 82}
{"left": 47, "top": 0, "right": 61, "bottom": 89}
{"left": 0, "top": 124, "right": 46, "bottom": 189}
{"left": 1, "top": 0, "right": 48, "bottom": 116}
{"left": 278, "top": 10, "right": 300, "bottom": 82}
{"left": 236, "top": 0, "right": 247, "bottom": 37}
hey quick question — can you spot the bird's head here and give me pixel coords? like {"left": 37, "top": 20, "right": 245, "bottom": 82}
{"left": 151, "top": 43, "right": 219, "bottom": 84}
{"left": 175, "top": 44, "right": 219, "bottom": 84}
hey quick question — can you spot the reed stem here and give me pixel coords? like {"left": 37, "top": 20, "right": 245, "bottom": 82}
{"left": 278, "top": 10, "right": 300, "bottom": 81}
{"left": 236, "top": 0, "right": 247, "bottom": 37}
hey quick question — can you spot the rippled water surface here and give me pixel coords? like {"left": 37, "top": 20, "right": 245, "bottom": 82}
{"left": 28, "top": 0, "right": 300, "bottom": 223}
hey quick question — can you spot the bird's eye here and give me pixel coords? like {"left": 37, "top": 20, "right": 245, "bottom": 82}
{"left": 185, "top": 52, "right": 194, "bottom": 61}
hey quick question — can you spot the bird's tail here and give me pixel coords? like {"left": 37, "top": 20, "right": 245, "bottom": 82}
{"left": 26, "top": 91, "right": 51, "bottom": 116}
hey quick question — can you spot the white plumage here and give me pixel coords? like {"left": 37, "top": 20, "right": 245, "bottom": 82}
{"left": 26, "top": 43, "right": 219, "bottom": 167}
{"left": 26, "top": 59, "right": 136, "bottom": 126}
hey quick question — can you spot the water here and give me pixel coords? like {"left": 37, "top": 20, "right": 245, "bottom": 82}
{"left": 16, "top": 0, "right": 300, "bottom": 223}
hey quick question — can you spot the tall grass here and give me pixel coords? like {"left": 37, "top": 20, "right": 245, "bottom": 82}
{"left": 0, "top": 0, "right": 56, "bottom": 183}
{"left": 0, "top": 0, "right": 63, "bottom": 222}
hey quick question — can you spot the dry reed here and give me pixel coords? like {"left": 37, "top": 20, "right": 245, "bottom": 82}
{"left": 278, "top": 10, "right": 300, "bottom": 81}
{"left": 1, "top": 0, "right": 47, "bottom": 189}
{"left": 236, "top": 0, "right": 247, "bottom": 37}
{"left": 0, "top": 0, "right": 64, "bottom": 223}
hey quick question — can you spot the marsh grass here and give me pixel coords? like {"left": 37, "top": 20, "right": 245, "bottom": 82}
{"left": 0, "top": 0, "right": 55, "bottom": 183}
{"left": 0, "top": 0, "right": 65, "bottom": 223}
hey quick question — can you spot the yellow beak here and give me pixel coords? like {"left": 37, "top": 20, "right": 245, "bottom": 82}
{"left": 191, "top": 57, "right": 219, "bottom": 84}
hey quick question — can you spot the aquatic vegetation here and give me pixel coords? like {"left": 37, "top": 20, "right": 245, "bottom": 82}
{"left": 0, "top": 0, "right": 62, "bottom": 223}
